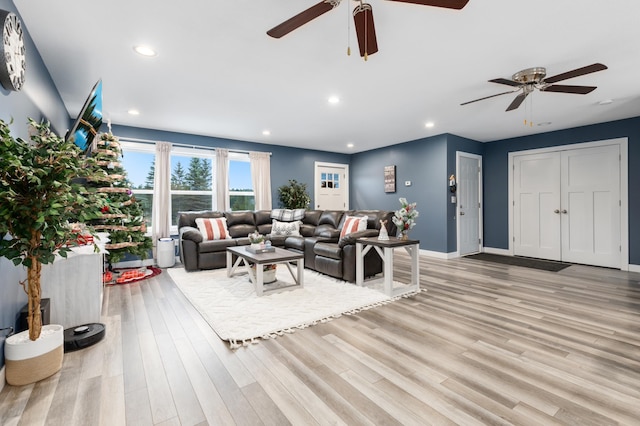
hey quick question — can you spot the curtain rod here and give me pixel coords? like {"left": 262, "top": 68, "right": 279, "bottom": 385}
{"left": 117, "top": 136, "right": 271, "bottom": 156}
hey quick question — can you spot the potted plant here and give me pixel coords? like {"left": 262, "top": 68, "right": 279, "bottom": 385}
{"left": 277, "top": 179, "right": 311, "bottom": 209}
{"left": 0, "top": 119, "right": 103, "bottom": 385}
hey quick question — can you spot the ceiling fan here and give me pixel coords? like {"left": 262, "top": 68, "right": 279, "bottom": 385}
{"left": 267, "top": 0, "right": 469, "bottom": 60}
{"left": 461, "top": 63, "right": 608, "bottom": 111}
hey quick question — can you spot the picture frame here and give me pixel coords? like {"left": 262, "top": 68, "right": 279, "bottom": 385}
{"left": 384, "top": 165, "right": 396, "bottom": 193}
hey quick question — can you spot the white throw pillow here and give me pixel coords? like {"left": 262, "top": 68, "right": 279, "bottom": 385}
{"left": 340, "top": 215, "right": 368, "bottom": 239}
{"left": 271, "top": 219, "right": 301, "bottom": 236}
{"left": 195, "top": 217, "right": 232, "bottom": 241}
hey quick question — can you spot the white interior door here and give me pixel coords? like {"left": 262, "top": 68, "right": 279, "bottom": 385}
{"left": 561, "top": 145, "right": 620, "bottom": 268}
{"left": 513, "top": 152, "right": 562, "bottom": 260}
{"left": 513, "top": 144, "right": 621, "bottom": 268}
{"left": 314, "top": 162, "right": 349, "bottom": 210}
{"left": 458, "top": 153, "right": 482, "bottom": 255}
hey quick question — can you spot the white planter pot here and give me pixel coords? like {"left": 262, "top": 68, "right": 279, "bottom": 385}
{"left": 249, "top": 266, "right": 277, "bottom": 284}
{"left": 4, "top": 324, "right": 64, "bottom": 386}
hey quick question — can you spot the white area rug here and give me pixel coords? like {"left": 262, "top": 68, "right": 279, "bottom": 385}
{"left": 167, "top": 266, "right": 417, "bottom": 348}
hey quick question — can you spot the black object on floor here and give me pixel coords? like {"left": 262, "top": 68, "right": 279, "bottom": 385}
{"left": 64, "top": 323, "right": 106, "bottom": 352}
{"left": 464, "top": 253, "right": 571, "bottom": 272}
{"left": 17, "top": 298, "right": 50, "bottom": 333}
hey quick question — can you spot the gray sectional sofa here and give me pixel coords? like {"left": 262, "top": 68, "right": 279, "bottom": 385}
{"left": 177, "top": 209, "right": 396, "bottom": 282}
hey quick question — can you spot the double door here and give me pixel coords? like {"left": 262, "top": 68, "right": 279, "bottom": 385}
{"left": 513, "top": 144, "right": 620, "bottom": 268}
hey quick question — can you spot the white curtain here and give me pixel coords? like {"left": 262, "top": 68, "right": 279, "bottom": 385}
{"left": 215, "top": 148, "right": 229, "bottom": 211}
{"left": 250, "top": 151, "right": 272, "bottom": 210}
{"left": 152, "top": 142, "right": 172, "bottom": 255}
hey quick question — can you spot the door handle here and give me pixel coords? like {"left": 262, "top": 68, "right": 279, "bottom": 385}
{"left": 562, "top": 209, "right": 568, "bottom": 214}
{"left": 554, "top": 209, "right": 560, "bottom": 214}
{"left": 460, "top": 212, "right": 465, "bottom": 215}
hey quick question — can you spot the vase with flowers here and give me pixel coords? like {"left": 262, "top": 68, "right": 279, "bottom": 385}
{"left": 392, "top": 197, "right": 419, "bottom": 240}
{"left": 248, "top": 232, "right": 265, "bottom": 249}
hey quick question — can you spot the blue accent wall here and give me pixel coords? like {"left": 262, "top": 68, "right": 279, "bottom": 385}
{"left": 482, "top": 116, "right": 640, "bottom": 264}
{"left": 352, "top": 134, "right": 451, "bottom": 252}
{"left": 0, "top": 0, "right": 68, "bottom": 369}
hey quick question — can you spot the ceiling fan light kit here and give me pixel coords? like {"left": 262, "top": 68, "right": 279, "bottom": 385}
{"left": 461, "top": 63, "right": 608, "bottom": 111}
{"left": 267, "top": 0, "right": 469, "bottom": 60}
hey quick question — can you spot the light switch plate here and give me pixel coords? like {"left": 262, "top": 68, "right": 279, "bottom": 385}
{"left": 405, "top": 181, "right": 411, "bottom": 186}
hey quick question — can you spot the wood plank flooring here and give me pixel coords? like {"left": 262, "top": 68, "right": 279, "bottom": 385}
{"left": 1, "top": 254, "right": 640, "bottom": 425}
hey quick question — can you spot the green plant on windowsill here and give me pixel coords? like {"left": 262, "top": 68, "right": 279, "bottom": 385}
{"left": 277, "top": 179, "right": 311, "bottom": 209}
{"left": 0, "top": 119, "right": 104, "bottom": 341}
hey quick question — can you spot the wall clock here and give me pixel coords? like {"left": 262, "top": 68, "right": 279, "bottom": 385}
{"left": 0, "top": 10, "right": 26, "bottom": 91}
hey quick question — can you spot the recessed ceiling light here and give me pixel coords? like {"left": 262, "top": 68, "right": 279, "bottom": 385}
{"left": 598, "top": 99, "right": 614, "bottom": 105}
{"left": 425, "top": 122, "right": 435, "bottom": 128}
{"left": 346, "top": 143, "right": 354, "bottom": 148}
{"left": 133, "top": 45, "right": 157, "bottom": 57}
{"left": 262, "top": 130, "right": 271, "bottom": 136}
{"left": 128, "top": 109, "right": 140, "bottom": 115}
{"left": 328, "top": 96, "right": 340, "bottom": 104}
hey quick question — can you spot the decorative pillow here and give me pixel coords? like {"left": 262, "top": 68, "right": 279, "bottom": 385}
{"left": 340, "top": 215, "right": 368, "bottom": 239}
{"left": 271, "top": 219, "right": 301, "bottom": 237}
{"left": 270, "top": 208, "right": 306, "bottom": 222}
{"left": 195, "top": 217, "right": 232, "bottom": 241}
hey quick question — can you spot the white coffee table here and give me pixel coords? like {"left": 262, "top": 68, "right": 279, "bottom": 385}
{"left": 226, "top": 246, "right": 304, "bottom": 296}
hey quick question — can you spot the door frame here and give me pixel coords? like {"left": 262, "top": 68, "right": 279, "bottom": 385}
{"left": 314, "top": 161, "right": 350, "bottom": 210}
{"left": 507, "top": 138, "right": 629, "bottom": 270}
{"left": 456, "top": 151, "right": 483, "bottom": 257}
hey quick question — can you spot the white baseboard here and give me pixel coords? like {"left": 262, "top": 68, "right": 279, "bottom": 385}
{"left": 113, "top": 258, "right": 156, "bottom": 269}
{"left": 1, "top": 365, "right": 5, "bottom": 391}
{"left": 418, "top": 249, "right": 458, "bottom": 260}
{"left": 627, "top": 264, "right": 640, "bottom": 273}
{"left": 482, "top": 247, "right": 510, "bottom": 256}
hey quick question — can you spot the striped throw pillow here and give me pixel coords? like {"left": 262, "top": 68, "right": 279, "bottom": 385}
{"left": 340, "top": 216, "right": 368, "bottom": 239}
{"left": 195, "top": 217, "right": 232, "bottom": 241}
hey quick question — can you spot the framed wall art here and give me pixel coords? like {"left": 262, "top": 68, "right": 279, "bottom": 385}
{"left": 384, "top": 165, "right": 396, "bottom": 193}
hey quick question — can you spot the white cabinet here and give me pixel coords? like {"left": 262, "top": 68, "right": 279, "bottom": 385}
{"left": 40, "top": 236, "right": 107, "bottom": 328}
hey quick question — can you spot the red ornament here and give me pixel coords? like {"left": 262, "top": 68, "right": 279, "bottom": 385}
{"left": 101, "top": 205, "right": 110, "bottom": 213}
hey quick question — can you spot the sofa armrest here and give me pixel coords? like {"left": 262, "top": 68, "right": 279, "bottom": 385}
{"left": 180, "top": 226, "right": 203, "bottom": 244}
{"left": 338, "top": 229, "right": 379, "bottom": 248}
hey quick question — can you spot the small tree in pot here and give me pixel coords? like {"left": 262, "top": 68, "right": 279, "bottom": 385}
{"left": 0, "top": 119, "right": 103, "bottom": 341}
{"left": 277, "top": 179, "right": 311, "bottom": 209}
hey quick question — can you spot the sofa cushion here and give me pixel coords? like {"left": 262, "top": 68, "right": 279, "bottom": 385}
{"left": 340, "top": 215, "right": 368, "bottom": 239}
{"left": 314, "top": 242, "right": 342, "bottom": 260}
{"left": 195, "top": 217, "right": 232, "bottom": 241}
{"left": 318, "top": 210, "right": 344, "bottom": 228}
{"left": 271, "top": 208, "right": 306, "bottom": 222}
{"left": 198, "top": 238, "right": 237, "bottom": 254}
{"left": 271, "top": 219, "right": 302, "bottom": 236}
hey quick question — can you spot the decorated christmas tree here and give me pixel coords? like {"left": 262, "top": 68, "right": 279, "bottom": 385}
{"left": 88, "top": 132, "right": 152, "bottom": 267}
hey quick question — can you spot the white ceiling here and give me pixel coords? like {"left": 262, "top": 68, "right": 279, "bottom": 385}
{"left": 14, "top": 0, "right": 640, "bottom": 153}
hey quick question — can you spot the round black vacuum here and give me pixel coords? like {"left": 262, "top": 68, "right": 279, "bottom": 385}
{"left": 63, "top": 323, "right": 106, "bottom": 352}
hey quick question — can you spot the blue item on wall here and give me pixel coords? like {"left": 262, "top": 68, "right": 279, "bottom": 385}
{"left": 65, "top": 79, "right": 102, "bottom": 153}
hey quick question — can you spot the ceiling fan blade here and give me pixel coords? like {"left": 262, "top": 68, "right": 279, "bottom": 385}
{"left": 506, "top": 92, "right": 528, "bottom": 111}
{"left": 489, "top": 78, "right": 521, "bottom": 87}
{"left": 544, "top": 63, "right": 608, "bottom": 84}
{"left": 385, "top": 0, "right": 469, "bottom": 10}
{"left": 541, "top": 84, "right": 597, "bottom": 94}
{"left": 460, "top": 89, "right": 520, "bottom": 106}
{"left": 353, "top": 4, "right": 378, "bottom": 58}
{"left": 267, "top": 1, "right": 339, "bottom": 38}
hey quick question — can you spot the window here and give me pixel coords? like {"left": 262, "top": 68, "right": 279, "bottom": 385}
{"left": 229, "top": 152, "right": 254, "bottom": 211}
{"left": 120, "top": 142, "right": 255, "bottom": 235}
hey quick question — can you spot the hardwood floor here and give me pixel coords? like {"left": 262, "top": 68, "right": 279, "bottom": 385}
{"left": 2, "top": 254, "right": 640, "bottom": 425}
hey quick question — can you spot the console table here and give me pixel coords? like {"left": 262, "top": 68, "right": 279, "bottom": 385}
{"left": 355, "top": 236, "right": 420, "bottom": 297}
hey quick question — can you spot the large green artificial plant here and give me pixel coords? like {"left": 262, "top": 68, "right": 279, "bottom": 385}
{"left": 0, "top": 119, "right": 103, "bottom": 341}
{"left": 277, "top": 179, "right": 311, "bottom": 209}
